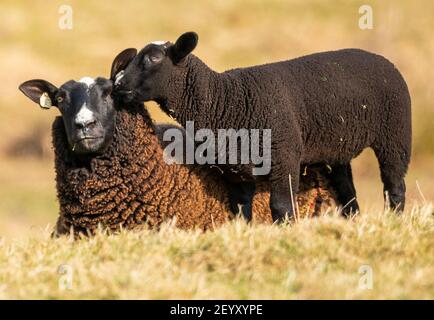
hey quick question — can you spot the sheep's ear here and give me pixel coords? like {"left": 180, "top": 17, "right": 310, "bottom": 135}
{"left": 110, "top": 48, "right": 137, "bottom": 80}
{"left": 171, "top": 32, "right": 198, "bottom": 64}
{"left": 19, "top": 79, "right": 58, "bottom": 109}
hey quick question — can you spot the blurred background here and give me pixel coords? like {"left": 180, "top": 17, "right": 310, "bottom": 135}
{"left": 0, "top": 0, "right": 433, "bottom": 239}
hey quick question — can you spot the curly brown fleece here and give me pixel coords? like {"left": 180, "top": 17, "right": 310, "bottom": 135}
{"left": 53, "top": 104, "right": 336, "bottom": 236}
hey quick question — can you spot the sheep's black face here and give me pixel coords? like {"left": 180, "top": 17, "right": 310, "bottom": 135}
{"left": 114, "top": 32, "right": 198, "bottom": 105}
{"left": 56, "top": 77, "right": 116, "bottom": 155}
{"left": 19, "top": 77, "right": 117, "bottom": 156}
{"left": 115, "top": 43, "right": 171, "bottom": 103}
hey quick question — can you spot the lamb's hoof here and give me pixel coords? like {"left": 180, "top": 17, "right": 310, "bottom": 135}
{"left": 230, "top": 203, "right": 253, "bottom": 222}
{"left": 271, "top": 208, "right": 293, "bottom": 224}
{"left": 341, "top": 209, "right": 359, "bottom": 219}
{"left": 341, "top": 203, "right": 360, "bottom": 218}
{"left": 240, "top": 204, "right": 253, "bottom": 222}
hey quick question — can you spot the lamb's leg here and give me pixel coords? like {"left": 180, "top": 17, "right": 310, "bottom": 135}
{"left": 380, "top": 165, "right": 406, "bottom": 211}
{"left": 372, "top": 91, "right": 411, "bottom": 212}
{"left": 346, "top": 164, "right": 357, "bottom": 196}
{"left": 267, "top": 119, "right": 302, "bottom": 222}
{"left": 269, "top": 152, "right": 300, "bottom": 223}
{"left": 373, "top": 147, "right": 408, "bottom": 212}
{"left": 227, "top": 181, "right": 256, "bottom": 221}
{"left": 328, "top": 163, "right": 359, "bottom": 217}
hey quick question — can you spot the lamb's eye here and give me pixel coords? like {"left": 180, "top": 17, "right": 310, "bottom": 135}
{"left": 149, "top": 54, "right": 163, "bottom": 63}
{"left": 56, "top": 96, "right": 64, "bottom": 103}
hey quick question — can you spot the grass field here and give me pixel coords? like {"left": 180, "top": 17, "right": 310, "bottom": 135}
{"left": 1, "top": 206, "right": 433, "bottom": 299}
{"left": 0, "top": 0, "right": 433, "bottom": 299}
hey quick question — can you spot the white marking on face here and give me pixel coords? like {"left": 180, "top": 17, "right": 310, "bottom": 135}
{"left": 151, "top": 40, "right": 168, "bottom": 46}
{"left": 75, "top": 103, "right": 95, "bottom": 125}
{"left": 78, "top": 77, "right": 95, "bottom": 88}
{"left": 114, "top": 70, "right": 124, "bottom": 86}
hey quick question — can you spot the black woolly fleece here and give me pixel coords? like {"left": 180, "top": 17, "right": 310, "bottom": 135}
{"left": 156, "top": 48, "right": 411, "bottom": 218}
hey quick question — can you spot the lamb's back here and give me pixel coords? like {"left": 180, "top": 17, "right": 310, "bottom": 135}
{"left": 224, "top": 49, "right": 410, "bottom": 163}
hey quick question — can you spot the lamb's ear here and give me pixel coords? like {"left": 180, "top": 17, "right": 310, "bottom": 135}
{"left": 171, "top": 32, "right": 198, "bottom": 64}
{"left": 110, "top": 48, "right": 137, "bottom": 80}
{"left": 19, "top": 79, "right": 58, "bottom": 109}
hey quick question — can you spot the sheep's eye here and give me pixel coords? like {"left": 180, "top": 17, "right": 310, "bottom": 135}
{"left": 56, "top": 96, "right": 64, "bottom": 103}
{"left": 149, "top": 53, "right": 163, "bottom": 64}
{"left": 150, "top": 56, "right": 160, "bottom": 63}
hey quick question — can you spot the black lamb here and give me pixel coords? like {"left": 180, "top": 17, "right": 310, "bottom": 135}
{"left": 115, "top": 32, "right": 412, "bottom": 222}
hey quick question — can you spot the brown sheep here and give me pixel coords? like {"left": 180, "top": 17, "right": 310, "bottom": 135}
{"left": 53, "top": 104, "right": 337, "bottom": 236}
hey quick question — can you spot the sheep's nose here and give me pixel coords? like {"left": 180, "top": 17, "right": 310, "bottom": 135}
{"left": 74, "top": 118, "right": 96, "bottom": 130}
{"left": 75, "top": 105, "right": 97, "bottom": 130}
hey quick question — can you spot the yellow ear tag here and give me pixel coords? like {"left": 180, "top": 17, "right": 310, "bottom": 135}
{"left": 39, "top": 92, "right": 52, "bottom": 109}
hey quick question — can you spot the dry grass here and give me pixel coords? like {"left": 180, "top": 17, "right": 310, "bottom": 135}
{"left": 0, "top": 1, "right": 433, "bottom": 300}
{"left": 0, "top": 205, "right": 432, "bottom": 299}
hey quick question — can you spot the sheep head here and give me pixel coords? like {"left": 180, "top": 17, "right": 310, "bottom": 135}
{"left": 113, "top": 32, "right": 199, "bottom": 110}
{"left": 18, "top": 50, "right": 141, "bottom": 156}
